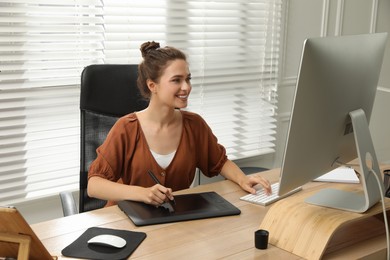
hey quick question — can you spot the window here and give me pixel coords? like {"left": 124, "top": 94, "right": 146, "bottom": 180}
{"left": 103, "top": 0, "right": 281, "bottom": 159}
{"left": 0, "top": 0, "right": 104, "bottom": 205}
{"left": 0, "top": 0, "right": 281, "bottom": 206}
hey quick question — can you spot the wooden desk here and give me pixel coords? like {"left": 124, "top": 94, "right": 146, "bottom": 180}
{"left": 31, "top": 169, "right": 388, "bottom": 259}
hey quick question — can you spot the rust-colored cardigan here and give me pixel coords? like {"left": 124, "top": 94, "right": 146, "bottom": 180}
{"left": 88, "top": 110, "right": 227, "bottom": 197}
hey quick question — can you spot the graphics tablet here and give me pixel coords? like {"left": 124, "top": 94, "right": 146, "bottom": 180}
{"left": 118, "top": 191, "right": 241, "bottom": 226}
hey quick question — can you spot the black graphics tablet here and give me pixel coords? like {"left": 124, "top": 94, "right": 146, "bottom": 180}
{"left": 118, "top": 191, "right": 241, "bottom": 226}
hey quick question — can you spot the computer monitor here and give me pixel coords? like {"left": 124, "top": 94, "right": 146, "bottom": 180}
{"left": 278, "top": 33, "right": 388, "bottom": 213}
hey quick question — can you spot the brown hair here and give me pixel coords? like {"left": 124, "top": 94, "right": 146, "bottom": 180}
{"left": 137, "top": 41, "right": 187, "bottom": 99}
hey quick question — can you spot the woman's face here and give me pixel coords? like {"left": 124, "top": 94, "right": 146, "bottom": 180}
{"left": 152, "top": 59, "right": 192, "bottom": 109}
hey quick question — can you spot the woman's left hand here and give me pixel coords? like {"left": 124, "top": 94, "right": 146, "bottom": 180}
{"left": 239, "top": 174, "right": 272, "bottom": 195}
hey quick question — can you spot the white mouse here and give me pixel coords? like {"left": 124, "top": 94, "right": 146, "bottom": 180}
{"left": 87, "top": 234, "right": 127, "bottom": 249}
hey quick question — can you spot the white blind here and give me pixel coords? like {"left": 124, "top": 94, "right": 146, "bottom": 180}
{"left": 103, "top": 0, "right": 281, "bottom": 160}
{"left": 0, "top": 0, "right": 104, "bottom": 205}
{"left": 1, "top": 0, "right": 281, "bottom": 206}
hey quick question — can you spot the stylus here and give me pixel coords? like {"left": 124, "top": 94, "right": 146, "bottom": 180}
{"left": 147, "top": 170, "right": 176, "bottom": 205}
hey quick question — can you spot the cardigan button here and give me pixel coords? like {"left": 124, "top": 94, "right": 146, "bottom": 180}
{"left": 161, "top": 171, "right": 166, "bottom": 177}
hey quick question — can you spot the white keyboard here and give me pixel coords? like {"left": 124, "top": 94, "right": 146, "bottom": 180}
{"left": 240, "top": 182, "right": 302, "bottom": 206}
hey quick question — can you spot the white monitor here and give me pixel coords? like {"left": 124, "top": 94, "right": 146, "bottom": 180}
{"left": 278, "top": 33, "right": 388, "bottom": 213}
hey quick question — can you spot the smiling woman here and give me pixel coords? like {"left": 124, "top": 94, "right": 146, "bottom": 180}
{"left": 86, "top": 41, "right": 272, "bottom": 208}
{"left": 0, "top": 0, "right": 282, "bottom": 208}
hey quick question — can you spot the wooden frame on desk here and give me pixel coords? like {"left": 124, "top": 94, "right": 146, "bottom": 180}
{"left": 0, "top": 206, "right": 54, "bottom": 260}
{"left": 0, "top": 232, "right": 31, "bottom": 260}
{"left": 31, "top": 168, "right": 389, "bottom": 259}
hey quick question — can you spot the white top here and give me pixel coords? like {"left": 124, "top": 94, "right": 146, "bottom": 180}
{"left": 150, "top": 150, "right": 176, "bottom": 169}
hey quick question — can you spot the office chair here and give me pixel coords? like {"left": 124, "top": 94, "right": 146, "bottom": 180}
{"left": 59, "top": 64, "right": 148, "bottom": 216}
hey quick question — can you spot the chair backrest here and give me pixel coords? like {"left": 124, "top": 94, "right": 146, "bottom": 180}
{"left": 79, "top": 64, "right": 148, "bottom": 213}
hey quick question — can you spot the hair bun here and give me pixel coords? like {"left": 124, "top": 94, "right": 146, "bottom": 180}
{"left": 140, "top": 41, "right": 160, "bottom": 58}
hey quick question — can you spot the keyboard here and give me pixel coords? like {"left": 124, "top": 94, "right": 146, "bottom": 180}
{"left": 240, "top": 182, "right": 302, "bottom": 206}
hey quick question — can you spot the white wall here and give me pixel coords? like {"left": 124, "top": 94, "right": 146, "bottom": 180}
{"left": 17, "top": 0, "right": 390, "bottom": 224}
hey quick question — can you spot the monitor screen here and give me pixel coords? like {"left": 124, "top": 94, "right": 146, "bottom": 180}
{"left": 278, "top": 33, "right": 388, "bottom": 212}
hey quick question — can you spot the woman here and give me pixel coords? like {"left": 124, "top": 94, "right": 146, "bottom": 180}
{"left": 87, "top": 41, "right": 271, "bottom": 207}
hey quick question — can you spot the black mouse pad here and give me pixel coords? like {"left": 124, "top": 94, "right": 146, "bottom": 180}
{"left": 118, "top": 191, "right": 241, "bottom": 226}
{"left": 61, "top": 227, "right": 146, "bottom": 260}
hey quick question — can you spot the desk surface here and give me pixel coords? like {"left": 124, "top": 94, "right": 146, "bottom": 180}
{"left": 32, "top": 168, "right": 388, "bottom": 259}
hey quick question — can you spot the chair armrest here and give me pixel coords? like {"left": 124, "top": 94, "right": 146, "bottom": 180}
{"left": 59, "top": 191, "right": 78, "bottom": 216}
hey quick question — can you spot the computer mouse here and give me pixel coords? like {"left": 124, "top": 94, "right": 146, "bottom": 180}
{"left": 87, "top": 234, "right": 127, "bottom": 249}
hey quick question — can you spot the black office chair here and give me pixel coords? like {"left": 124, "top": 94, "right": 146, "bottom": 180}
{"left": 59, "top": 64, "right": 148, "bottom": 216}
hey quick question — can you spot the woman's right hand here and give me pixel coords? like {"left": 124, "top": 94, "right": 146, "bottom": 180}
{"left": 142, "top": 184, "right": 174, "bottom": 206}
{"left": 87, "top": 176, "right": 174, "bottom": 206}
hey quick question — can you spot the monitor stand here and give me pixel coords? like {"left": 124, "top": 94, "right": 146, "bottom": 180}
{"left": 305, "top": 108, "right": 384, "bottom": 213}
{"left": 259, "top": 182, "right": 389, "bottom": 259}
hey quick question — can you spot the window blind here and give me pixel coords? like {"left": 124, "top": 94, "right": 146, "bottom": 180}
{"left": 103, "top": 0, "right": 281, "bottom": 160}
{"left": 0, "top": 0, "right": 104, "bottom": 205}
{"left": 1, "top": 0, "right": 281, "bottom": 206}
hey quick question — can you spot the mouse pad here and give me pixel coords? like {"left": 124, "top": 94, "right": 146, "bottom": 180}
{"left": 61, "top": 227, "right": 146, "bottom": 260}
{"left": 118, "top": 191, "right": 241, "bottom": 226}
